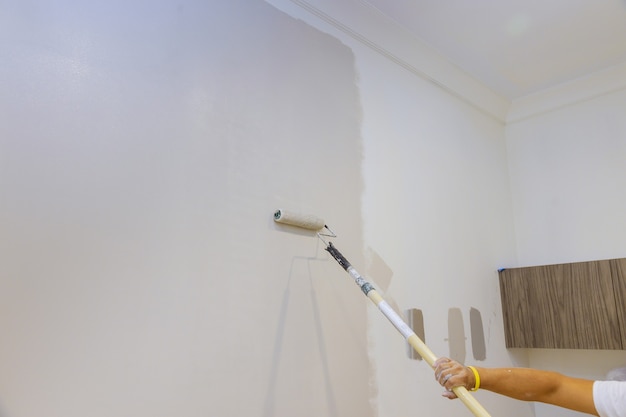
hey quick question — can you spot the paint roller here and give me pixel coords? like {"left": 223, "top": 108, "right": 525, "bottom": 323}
{"left": 274, "top": 209, "right": 491, "bottom": 417}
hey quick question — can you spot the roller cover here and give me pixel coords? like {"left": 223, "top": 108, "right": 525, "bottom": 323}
{"left": 273, "top": 209, "right": 325, "bottom": 231}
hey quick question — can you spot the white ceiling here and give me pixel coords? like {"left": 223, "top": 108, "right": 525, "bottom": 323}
{"left": 364, "top": 0, "right": 626, "bottom": 99}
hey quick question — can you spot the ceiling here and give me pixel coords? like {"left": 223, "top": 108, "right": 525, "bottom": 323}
{"left": 364, "top": 0, "right": 626, "bottom": 100}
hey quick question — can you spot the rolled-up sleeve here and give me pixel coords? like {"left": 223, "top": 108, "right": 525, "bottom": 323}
{"left": 593, "top": 381, "right": 626, "bottom": 417}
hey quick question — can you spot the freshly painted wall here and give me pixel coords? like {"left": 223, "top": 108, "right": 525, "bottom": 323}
{"left": 1, "top": 1, "right": 371, "bottom": 416}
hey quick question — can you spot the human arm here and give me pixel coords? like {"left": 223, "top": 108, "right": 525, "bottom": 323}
{"left": 434, "top": 357, "right": 598, "bottom": 416}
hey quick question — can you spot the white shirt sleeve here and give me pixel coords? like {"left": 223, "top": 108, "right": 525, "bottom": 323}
{"left": 593, "top": 381, "right": 626, "bottom": 417}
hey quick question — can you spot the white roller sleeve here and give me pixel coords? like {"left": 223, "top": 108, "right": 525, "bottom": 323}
{"left": 273, "top": 209, "right": 325, "bottom": 231}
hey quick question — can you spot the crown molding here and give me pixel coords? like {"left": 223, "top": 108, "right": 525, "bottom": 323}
{"left": 507, "top": 62, "right": 626, "bottom": 124}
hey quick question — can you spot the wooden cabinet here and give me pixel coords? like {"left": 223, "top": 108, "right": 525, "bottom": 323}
{"left": 499, "top": 258, "right": 626, "bottom": 349}
{"left": 609, "top": 258, "right": 626, "bottom": 348}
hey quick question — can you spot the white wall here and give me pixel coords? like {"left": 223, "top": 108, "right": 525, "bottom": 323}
{"left": 507, "top": 87, "right": 626, "bottom": 265}
{"left": 0, "top": 1, "right": 371, "bottom": 416}
{"left": 506, "top": 83, "right": 626, "bottom": 417}
{"left": 0, "top": 1, "right": 552, "bottom": 417}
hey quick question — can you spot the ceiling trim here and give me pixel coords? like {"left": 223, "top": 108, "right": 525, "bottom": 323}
{"left": 507, "top": 62, "right": 626, "bottom": 124}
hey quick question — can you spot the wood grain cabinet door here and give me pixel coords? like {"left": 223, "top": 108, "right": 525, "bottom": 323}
{"left": 609, "top": 258, "right": 626, "bottom": 349}
{"left": 499, "top": 259, "right": 624, "bottom": 350}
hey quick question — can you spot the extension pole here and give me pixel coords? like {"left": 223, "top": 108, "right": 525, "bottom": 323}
{"left": 325, "top": 242, "right": 491, "bottom": 417}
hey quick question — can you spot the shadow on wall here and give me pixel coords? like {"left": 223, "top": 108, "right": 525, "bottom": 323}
{"left": 263, "top": 251, "right": 339, "bottom": 417}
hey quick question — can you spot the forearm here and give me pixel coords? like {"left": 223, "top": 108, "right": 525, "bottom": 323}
{"left": 475, "top": 367, "right": 562, "bottom": 402}
{"left": 477, "top": 367, "right": 596, "bottom": 415}
{"left": 434, "top": 358, "right": 597, "bottom": 416}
